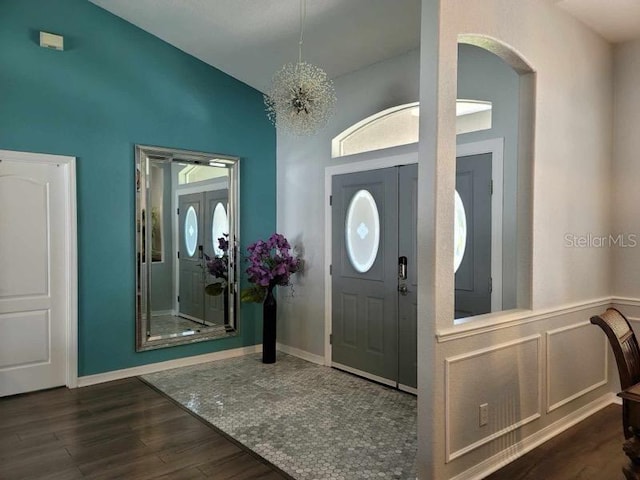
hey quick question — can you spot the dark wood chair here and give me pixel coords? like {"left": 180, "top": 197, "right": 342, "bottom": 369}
{"left": 591, "top": 307, "right": 640, "bottom": 439}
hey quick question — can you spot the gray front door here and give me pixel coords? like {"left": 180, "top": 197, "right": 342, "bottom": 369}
{"left": 332, "top": 165, "right": 418, "bottom": 389}
{"left": 332, "top": 168, "right": 399, "bottom": 384}
{"left": 178, "top": 193, "right": 205, "bottom": 321}
{"left": 398, "top": 164, "right": 418, "bottom": 389}
{"left": 455, "top": 153, "right": 492, "bottom": 318}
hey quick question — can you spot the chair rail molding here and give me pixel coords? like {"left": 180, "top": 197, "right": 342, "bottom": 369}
{"left": 437, "top": 297, "right": 612, "bottom": 342}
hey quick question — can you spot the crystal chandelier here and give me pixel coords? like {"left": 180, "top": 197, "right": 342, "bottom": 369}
{"left": 264, "top": 0, "right": 336, "bottom": 136}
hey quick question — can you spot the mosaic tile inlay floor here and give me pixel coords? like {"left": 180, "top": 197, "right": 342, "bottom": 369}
{"left": 142, "top": 353, "right": 417, "bottom": 480}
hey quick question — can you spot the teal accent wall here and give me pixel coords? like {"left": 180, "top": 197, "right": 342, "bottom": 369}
{"left": 0, "top": 0, "right": 276, "bottom": 375}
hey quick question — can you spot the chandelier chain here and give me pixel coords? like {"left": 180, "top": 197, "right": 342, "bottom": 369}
{"left": 298, "top": 0, "right": 306, "bottom": 64}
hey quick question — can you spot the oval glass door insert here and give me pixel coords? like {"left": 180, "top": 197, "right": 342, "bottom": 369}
{"left": 184, "top": 205, "right": 198, "bottom": 257}
{"left": 345, "top": 189, "right": 380, "bottom": 273}
{"left": 454, "top": 190, "right": 467, "bottom": 273}
{"left": 211, "top": 202, "right": 229, "bottom": 256}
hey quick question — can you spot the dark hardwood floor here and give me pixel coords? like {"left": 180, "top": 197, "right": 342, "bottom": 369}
{"left": 0, "top": 378, "right": 290, "bottom": 480}
{"left": 486, "top": 404, "right": 627, "bottom": 480}
{"left": 0, "top": 378, "right": 629, "bottom": 480}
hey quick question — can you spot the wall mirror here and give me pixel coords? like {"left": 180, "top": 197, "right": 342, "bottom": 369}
{"left": 135, "top": 145, "right": 240, "bottom": 351}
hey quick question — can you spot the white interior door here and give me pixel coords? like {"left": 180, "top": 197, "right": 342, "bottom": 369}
{"left": 0, "top": 152, "right": 75, "bottom": 397}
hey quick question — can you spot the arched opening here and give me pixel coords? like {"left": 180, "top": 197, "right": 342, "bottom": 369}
{"left": 454, "top": 34, "right": 535, "bottom": 322}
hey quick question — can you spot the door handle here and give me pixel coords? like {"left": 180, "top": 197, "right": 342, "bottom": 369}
{"left": 398, "top": 284, "right": 409, "bottom": 296}
{"left": 398, "top": 256, "right": 407, "bottom": 280}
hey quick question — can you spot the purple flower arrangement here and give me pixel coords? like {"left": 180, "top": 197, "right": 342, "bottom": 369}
{"left": 242, "top": 233, "right": 302, "bottom": 303}
{"left": 204, "top": 236, "right": 229, "bottom": 296}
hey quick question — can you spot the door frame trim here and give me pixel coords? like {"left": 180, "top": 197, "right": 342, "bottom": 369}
{"left": 456, "top": 138, "right": 504, "bottom": 313}
{"left": 324, "top": 143, "right": 419, "bottom": 366}
{"left": 0, "top": 149, "right": 78, "bottom": 389}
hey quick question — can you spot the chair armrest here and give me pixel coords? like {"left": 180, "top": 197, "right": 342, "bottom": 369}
{"left": 620, "top": 383, "right": 640, "bottom": 402}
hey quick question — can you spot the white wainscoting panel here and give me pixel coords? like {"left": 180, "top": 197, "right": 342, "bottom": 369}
{"left": 445, "top": 335, "right": 542, "bottom": 462}
{"left": 449, "top": 393, "right": 617, "bottom": 480}
{"left": 546, "top": 321, "right": 608, "bottom": 413}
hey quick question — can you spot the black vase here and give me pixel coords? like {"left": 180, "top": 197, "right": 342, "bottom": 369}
{"left": 262, "top": 284, "right": 277, "bottom": 364}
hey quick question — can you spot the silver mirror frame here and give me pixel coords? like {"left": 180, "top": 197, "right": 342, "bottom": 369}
{"left": 135, "top": 144, "right": 240, "bottom": 351}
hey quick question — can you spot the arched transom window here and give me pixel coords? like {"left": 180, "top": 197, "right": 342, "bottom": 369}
{"left": 332, "top": 100, "right": 492, "bottom": 158}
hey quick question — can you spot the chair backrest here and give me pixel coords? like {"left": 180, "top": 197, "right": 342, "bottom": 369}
{"left": 591, "top": 308, "right": 640, "bottom": 390}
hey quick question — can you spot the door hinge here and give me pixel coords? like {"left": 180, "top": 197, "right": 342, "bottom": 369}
{"left": 177, "top": 295, "right": 180, "bottom": 303}
{"left": 176, "top": 207, "right": 179, "bottom": 215}
{"left": 329, "top": 334, "right": 333, "bottom": 345}
{"left": 488, "top": 277, "right": 493, "bottom": 294}
{"left": 490, "top": 180, "right": 493, "bottom": 195}
{"left": 329, "top": 195, "right": 333, "bottom": 206}
{"left": 177, "top": 251, "right": 180, "bottom": 259}
{"left": 329, "top": 264, "right": 332, "bottom": 275}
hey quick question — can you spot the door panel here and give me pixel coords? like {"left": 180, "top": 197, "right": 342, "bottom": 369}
{"left": 332, "top": 168, "right": 398, "bottom": 382}
{"left": 204, "top": 189, "right": 228, "bottom": 326}
{"left": 455, "top": 153, "right": 492, "bottom": 318}
{"left": 178, "top": 193, "right": 204, "bottom": 321}
{"left": 341, "top": 293, "right": 358, "bottom": 346}
{"left": 0, "top": 160, "right": 67, "bottom": 396}
{"left": 398, "top": 164, "right": 418, "bottom": 389}
{"left": 365, "top": 296, "right": 385, "bottom": 353}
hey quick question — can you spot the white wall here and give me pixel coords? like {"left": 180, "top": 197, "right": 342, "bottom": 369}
{"left": 419, "top": 1, "right": 616, "bottom": 478}
{"left": 276, "top": 49, "right": 420, "bottom": 356}
{"left": 612, "top": 39, "right": 640, "bottom": 300}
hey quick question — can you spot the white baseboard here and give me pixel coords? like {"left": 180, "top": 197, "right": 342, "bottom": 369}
{"left": 276, "top": 342, "right": 326, "bottom": 365}
{"left": 76, "top": 344, "right": 262, "bottom": 387}
{"left": 449, "top": 393, "right": 618, "bottom": 480}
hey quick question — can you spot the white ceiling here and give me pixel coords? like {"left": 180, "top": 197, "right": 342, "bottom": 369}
{"left": 89, "top": 0, "right": 640, "bottom": 94}
{"left": 89, "top": 0, "right": 421, "bottom": 93}
{"left": 555, "top": 0, "right": 640, "bottom": 44}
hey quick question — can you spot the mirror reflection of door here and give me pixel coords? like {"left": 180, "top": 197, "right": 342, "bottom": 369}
{"left": 178, "top": 193, "right": 205, "bottom": 322}
{"left": 204, "top": 189, "right": 229, "bottom": 327}
{"left": 143, "top": 158, "right": 233, "bottom": 338}
{"left": 176, "top": 189, "right": 229, "bottom": 327}
{"left": 454, "top": 153, "right": 492, "bottom": 318}
{"left": 331, "top": 164, "right": 418, "bottom": 392}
